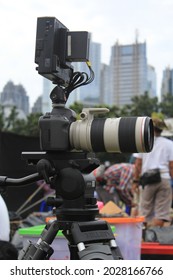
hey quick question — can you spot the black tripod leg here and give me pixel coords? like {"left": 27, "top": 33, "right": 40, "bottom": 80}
{"left": 67, "top": 220, "right": 123, "bottom": 260}
{"left": 18, "top": 221, "right": 60, "bottom": 260}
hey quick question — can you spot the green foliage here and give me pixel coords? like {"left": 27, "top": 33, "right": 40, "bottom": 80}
{"left": 68, "top": 92, "right": 161, "bottom": 119}
{"left": 130, "top": 92, "right": 159, "bottom": 116}
{"left": 69, "top": 92, "right": 165, "bottom": 120}
{"left": 69, "top": 101, "right": 84, "bottom": 113}
{"left": 159, "top": 93, "right": 173, "bottom": 118}
{"left": 10, "top": 113, "right": 42, "bottom": 137}
{"left": 0, "top": 106, "right": 5, "bottom": 130}
{"left": 0, "top": 105, "right": 19, "bottom": 131}
{"left": 0, "top": 106, "right": 41, "bottom": 137}
{"left": 23, "top": 113, "right": 42, "bottom": 136}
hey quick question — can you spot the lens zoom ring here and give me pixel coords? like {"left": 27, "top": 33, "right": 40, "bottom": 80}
{"left": 119, "top": 117, "right": 137, "bottom": 152}
{"left": 91, "top": 119, "right": 106, "bottom": 152}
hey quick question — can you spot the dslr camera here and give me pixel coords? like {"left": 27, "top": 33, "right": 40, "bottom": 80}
{"left": 35, "top": 16, "right": 154, "bottom": 154}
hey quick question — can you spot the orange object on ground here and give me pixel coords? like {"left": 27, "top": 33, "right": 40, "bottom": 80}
{"left": 101, "top": 216, "right": 144, "bottom": 224}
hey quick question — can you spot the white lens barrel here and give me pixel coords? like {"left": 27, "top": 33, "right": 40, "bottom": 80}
{"left": 70, "top": 116, "right": 153, "bottom": 153}
{"left": 103, "top": 118, "right": 121, "bottom": 152}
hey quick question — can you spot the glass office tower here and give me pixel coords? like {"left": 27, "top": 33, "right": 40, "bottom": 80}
{"left": 110, "top": 40, "right": 148, "bottom": 106}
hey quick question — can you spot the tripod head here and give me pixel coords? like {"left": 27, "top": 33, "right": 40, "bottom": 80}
{"left": 22, "top": 150, "right": 100, "bottom": 222}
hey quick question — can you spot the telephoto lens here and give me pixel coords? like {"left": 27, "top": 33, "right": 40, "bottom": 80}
{"left": 70, "top": 108, "right": 154, "bottom": 153}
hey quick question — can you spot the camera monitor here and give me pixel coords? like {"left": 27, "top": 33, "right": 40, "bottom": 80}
{"left": 35, "top": 17, "right": 90, "bottom": 86}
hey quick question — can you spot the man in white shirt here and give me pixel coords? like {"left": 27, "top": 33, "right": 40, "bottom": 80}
{"left": 133, "top": 117, "right": 173, "bottom": 227}
{"left": 0, "top": 195, "right": 10, "bottom": 241}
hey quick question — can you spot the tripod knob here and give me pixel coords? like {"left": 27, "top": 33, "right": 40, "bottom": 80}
{"left": 46, "top": 197, "right": 63, "bottom": 207}
{"left": 37, "top": 159, "right": 55, "bottom": 183}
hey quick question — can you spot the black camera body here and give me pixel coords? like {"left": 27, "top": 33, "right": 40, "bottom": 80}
{"left": 39, "top": 105, "right": 76, "bottom": 151}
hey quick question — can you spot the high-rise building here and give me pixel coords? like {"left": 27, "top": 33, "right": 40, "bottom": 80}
{"left": 161, "top": 66, "right": 173, "bottom": 100}
{"left": 32, "top": 95, "right": 42, "bottom": 113}
{"left": 0, "top": 80, "right": 29, "bottom": 117}
{"left": 73, "top": 40, "right": 102, "bottom": 106}
{"left": 42, "top": 79, "right": 54, "bottom": 113}
{"left": 100, "top": 63, "right": 111, "bottom": 105}
{"left": 110, "top": 40, "right": 148, "bottom": 106}
{"left": 66, "top": 70, "right": 80, "bottom": 106}
{"left": 147, "top": 65, "right": 157, "bottom": 98}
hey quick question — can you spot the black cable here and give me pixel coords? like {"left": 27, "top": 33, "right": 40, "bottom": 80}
{"left": 65, "top": 61, "right": 95, "bottom": 97}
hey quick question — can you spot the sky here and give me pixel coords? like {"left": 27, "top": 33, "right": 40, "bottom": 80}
{"left": 0, "top": 0, "right": 173, "bottom": 108}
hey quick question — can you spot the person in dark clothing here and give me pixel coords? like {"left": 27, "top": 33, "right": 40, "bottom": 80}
{"left": 0, "top": 240, "right": 18, "bottom": 260}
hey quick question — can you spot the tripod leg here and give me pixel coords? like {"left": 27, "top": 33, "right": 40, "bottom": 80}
{"left": 67, "top": 220, "right": 123, "bottom": 260}
{"left": 18, "top": 221, "right": 60, "bottom": 260}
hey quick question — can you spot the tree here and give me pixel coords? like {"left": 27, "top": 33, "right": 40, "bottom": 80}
{"left": 129, "top": 92, "right": 159, "bottom": 116}
{"left": 0, "top": 106, "right": 19, "bottom": 132}
{"left": 4, "top": 106, "right": 19, "bottom": 131}
{"left": 0, "top": 106, "right": 41, "bottom": 137}
{"left": 0, "top": 105, "right": 5, "bottom": 131}
{"left": 69, "top": 102, "right": 84, "bottom": 117}
{"left": 119, "top": 104, "right": 133, "bottom": 117}
{"left": 10, "top": 113, "right": 41, "bottom": 137}
{"left": 159, "top": 93, "right": 173, "bottom": 118}
{"left": 23, "top": 113, "right": 41, "bottom": 136}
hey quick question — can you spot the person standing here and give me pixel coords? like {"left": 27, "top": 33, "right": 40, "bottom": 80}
{"left": 133, "top": 117, "right": 173, "bottom": 227}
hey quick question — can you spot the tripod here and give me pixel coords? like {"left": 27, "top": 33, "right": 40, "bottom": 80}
{"left": 0, "top": 151, "right": 123, "bottom": 260}
{"left": 16, "top": 151, "right": 123, "bottom": 260}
